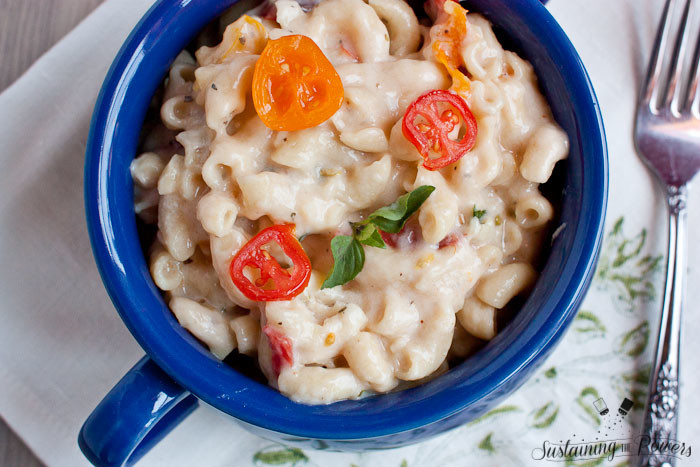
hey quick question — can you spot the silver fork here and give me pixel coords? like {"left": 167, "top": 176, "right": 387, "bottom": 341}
{"left": 635, "top": 0, "right": 700, "bottom": 465}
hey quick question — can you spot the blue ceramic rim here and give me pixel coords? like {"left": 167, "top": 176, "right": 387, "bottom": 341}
{"left": 85, "top": 0, "right": 608, "bottom": 440}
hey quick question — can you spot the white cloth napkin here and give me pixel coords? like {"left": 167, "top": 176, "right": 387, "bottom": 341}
{"left": 1, "top": 0, "right": 699, "bottom": 466}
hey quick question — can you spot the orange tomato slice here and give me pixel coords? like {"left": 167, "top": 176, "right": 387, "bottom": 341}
{"left": 431, "top": 0, "right": 471, "bottom": 94}
{"left": 252, "top": 35, "right": 344, "bottom": 131}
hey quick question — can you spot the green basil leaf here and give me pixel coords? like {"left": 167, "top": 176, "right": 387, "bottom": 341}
{"left": 473, "top": 205, "right": 486, "bottom": 220}
{"left": 321, "top": 236, "right": 365, "bottom": 289}
{"left": 355, "top": 224, "right": 386, "bottom": 248}
{"left": 367, "top": 185, "right": 435, "bottom": 233}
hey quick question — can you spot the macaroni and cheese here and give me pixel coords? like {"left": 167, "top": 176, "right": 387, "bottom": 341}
{"left": 131, "top": 0, "right": 569, "bottom": 404}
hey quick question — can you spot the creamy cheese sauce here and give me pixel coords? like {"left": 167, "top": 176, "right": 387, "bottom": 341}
{"left": 131, "top": 0, "right": 569, "bottom": 404}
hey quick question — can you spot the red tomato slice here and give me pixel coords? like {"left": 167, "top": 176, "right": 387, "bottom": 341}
{"left": 379, "top": 222, "right": 421, "bottom": 249}
{"left": 438, "top": 233, "right": 461, "bottom": 249}
{"left": 229, "top": 224, "right": 311, "bottom": 301}
{"left": 263, "top": 325, "right": 294, "bottom": 375}
{"left": 402, "top": 89, "right": 477, "bottom": 170}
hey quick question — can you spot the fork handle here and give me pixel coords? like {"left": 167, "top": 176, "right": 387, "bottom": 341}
{"left": 638, "top": 185, "right": 687, "bottom": 467}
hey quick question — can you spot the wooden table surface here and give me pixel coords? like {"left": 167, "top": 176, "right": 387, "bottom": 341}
{"left": 0, "top": 1, "right": 105, "bottom": 464}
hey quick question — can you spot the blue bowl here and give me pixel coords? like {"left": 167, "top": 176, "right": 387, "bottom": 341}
{"left": 80, "top": 0, "right": 607, "bottom": 465}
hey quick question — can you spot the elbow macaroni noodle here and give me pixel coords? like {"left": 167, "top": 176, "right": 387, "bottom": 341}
{"left": 130, "top": 0, "right": 569, "bottom": 404}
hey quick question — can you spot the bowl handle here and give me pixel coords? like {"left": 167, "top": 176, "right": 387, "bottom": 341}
{"left": 78, "top": 356, "right": 198, "bottom": 466}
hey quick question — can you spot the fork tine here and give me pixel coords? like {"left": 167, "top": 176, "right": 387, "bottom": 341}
{"left": 667, "top": 0, "right": 693, "bottom": 115}
{"left": 687, "top": 5, "right": 700, "bottom": 116}
{"left": 642, "top": 0, "right": 677, "bottom": 113}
